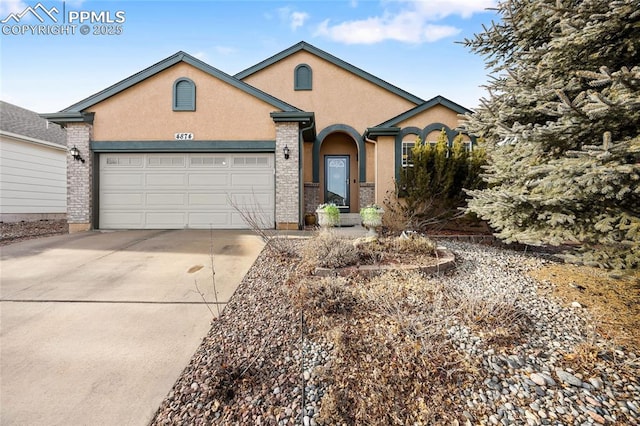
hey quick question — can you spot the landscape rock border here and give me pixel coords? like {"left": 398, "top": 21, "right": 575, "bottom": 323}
{"left": 314, "top": 247, "right": 455, "bottom": 277}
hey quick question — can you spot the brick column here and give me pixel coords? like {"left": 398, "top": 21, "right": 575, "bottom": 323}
{"left": 304, "top": 182, "right": 320, "bottom": 214}
{"left": 359, "top": 182, "right": 375, "bottom": 208}
{"left": 66, "top": 123, "right": 93, "bottom": 232}
{"left": 275, "top": 122, "right": 300, "bottom": 230}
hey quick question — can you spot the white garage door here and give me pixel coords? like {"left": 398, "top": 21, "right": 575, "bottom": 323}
{"left": 99, "top": 153, "right": 274, "bottom": 229}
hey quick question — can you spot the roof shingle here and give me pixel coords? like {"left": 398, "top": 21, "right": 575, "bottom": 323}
{"left": 0, "top": 101, "right": 66, "bottom": 146}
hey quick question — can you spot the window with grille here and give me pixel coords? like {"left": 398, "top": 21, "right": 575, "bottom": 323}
{"left": 402, "top": 141, "right": 414, "bottom": 167}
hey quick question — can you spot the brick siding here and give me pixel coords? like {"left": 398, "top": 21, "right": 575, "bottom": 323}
{"left": 66, "top": 123, "right": 93, "bottom": 231}
{"left": 275, "top": 122, "right": 299, "bottom": 228}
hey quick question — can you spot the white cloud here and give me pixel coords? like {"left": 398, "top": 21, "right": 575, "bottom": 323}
{"left": 0, "top": 0, "right": 27, "bottom": 17}
{"left": 290, "top": 11, "right": 309, "bottom": 31}
{"left": 423, "top": 24, "right": 461, "bottom": 42}
{"left": 277, "top": 7, "right": 309, "bottom": 31}
{"left": 213, "top": 46, "right": 236, "bottom": 55}
{"left": 315, "top": 0, "right": 494, "bottom": 44}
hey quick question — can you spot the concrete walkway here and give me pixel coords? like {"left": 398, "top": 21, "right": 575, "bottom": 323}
{"left": 0, "top": 230, "right": 264, "bottom": 426}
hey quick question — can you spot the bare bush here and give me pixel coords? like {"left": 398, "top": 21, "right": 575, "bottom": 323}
{"left": 292, "top": 276, "right": 357, "bottom": 315}
{"left": 313, "top": 271, "right": 474, "bottom": 425}
{"left": 354, "top": 234, "right": 437, "bottom": 266}
{"left": 382, "top": 190, "right": 412, "bottom": 232}
{"left": 228, "top": 193, "right": 298, "bottom": 257}
{"left": 448, "top": 277, "right": 529, "bottom": 339}
{"left": 302, "top": 231, "right": 359, "bottom": 268}
{"left": 393, "top": 233, "right": 436, "bottom": 255}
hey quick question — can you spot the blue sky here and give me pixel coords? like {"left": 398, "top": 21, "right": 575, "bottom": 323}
{"left": 0, "top": 0, "right": 498, "bottom": 113}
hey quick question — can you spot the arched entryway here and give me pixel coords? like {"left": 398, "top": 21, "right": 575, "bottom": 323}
{"left": 319, "top": 131, "right": 359, "bottom": 212}
{"left": 305, "top": 124, "right": 369, "bottom": 215}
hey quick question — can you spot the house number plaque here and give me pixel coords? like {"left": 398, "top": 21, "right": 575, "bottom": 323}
{"left": 174, "top": 133, "right": 194, "bottom": 140}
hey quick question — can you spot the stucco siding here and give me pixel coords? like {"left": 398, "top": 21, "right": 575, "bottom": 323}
{"left": 395, "top": 105, "right": 465, "bottom": 134}
{"left": 88, "top": 63, "right": 278, "bottom": 141}
{"left": 375, "top": 135, "right": 396, "bottom": 205}
{"left": 241, "top": 51, "right": 417, "bottom": 133}
{"left": 0, "top": 136, "right": 66, "bottom": 215}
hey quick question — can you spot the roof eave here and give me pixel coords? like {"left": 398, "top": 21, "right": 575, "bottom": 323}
{"left": 270, "top": 111, "right": 316, "bottom": 141}
{"left": 375, "top": 95, "right": 474, "bottom": 128}
{"left": 40, "top": 111, "right": 95, "bottom": 126}
{"left": 59, "top": 51, "right": 299, "bottom": 114}
{"left": 364, "top": 127, "right": 401, "bottom": 139}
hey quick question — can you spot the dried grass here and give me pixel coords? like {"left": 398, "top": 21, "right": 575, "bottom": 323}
{"left": 294, "top": 234, "right": 531, "bottom": 424}
{"left": 302, "top": 231, "right": 359, "bottom": 268}
{"left": 298, "top": 270, "right": 489, "bottom": 425}
{"left": 291, "top": 277, "right": 357, "bottom": 315}
{"left": 529, "top": 263, "right": 640, "bottom": 352}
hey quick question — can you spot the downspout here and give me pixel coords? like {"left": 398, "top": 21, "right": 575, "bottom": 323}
{"left": 299, "top": 120, "right": 315, "bottom": 229}
{"left": 364, "top": 131, "right": 377, "bottom": 205}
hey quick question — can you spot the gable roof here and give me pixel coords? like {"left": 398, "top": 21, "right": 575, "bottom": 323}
{"left": 235, "top": 41, "right": 425, "bottom": 105}
{"left": 1, "top": 101, "right": 66, "bottom": 146}
{"left": 59, "top": 51, "right": 300, "bottom": 113}
{"left": 374, "top": 95, "right": 473, "bottom": 128}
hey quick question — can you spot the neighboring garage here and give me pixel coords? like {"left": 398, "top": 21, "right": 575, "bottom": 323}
{"left": 99, "top": 153, "right": 274, "bottom": 229}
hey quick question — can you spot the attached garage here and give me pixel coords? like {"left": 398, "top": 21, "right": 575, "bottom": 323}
{"left": 99, "top": 153, "right": 274, "bottom": 229}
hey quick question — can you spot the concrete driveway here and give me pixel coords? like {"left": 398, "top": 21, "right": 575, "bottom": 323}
{"left": 0, "top": 229, "right": 264, "bottom": 426}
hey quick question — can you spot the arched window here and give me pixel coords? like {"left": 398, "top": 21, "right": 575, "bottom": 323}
{"left": 173, "top": 78, "right": 196, "bottom": 111}
{"left": 294, "top": 64, "right": 312, "bottom": 90}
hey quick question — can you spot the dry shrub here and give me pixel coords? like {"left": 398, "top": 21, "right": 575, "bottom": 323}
{"left": 355, "top": 238, "right": 386, "bottom": 264}
{"left": 392, "top": 233, "right": 436, "bottom": 256}
{"left": 228, "top": 193, "right": 299, "bottom": 258}
{"left": 302, "top": 231, "right": 359, "bottom": 268}
{"left": 316, "top": 271, "right": 475, "bottom": 425}
{"left": 292, "top": 276, "right": 357, "bottom": 315}
{"left": 382, "top": 190, "right": 412, "bottom": 233}
{"left": 354, "top": 234, "right": 437, "bottom": 266}
{"left": 448, "top": 278, "right": 529, "bottom": 342}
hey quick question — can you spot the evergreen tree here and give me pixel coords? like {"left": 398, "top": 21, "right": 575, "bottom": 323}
{"left": 462, "top": 0, "right": 640, "bottom": 269}
{"left": 393, "top": 130, "right": 486, "bottom": 229}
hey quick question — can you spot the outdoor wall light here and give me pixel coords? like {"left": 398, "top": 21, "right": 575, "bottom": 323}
{"left": 283, "top": 144, "right": 290, "bottom": 160}
{"left": 70, "top": 146, "right": 85, "bottom": 163}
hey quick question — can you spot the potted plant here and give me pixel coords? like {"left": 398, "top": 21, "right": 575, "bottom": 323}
{"left": 304, "top": 212, "right": 317, "bottom": 226}
{"left": 360, "top": 204, "right": 384, "bottom": 236}
{"left": 316, "top": 203, "right": 340, "bottom": 228}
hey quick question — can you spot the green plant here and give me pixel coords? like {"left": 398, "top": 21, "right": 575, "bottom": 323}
{"left": 394, "top": 132, "right": 486, "bottom": 231}
{"left": 359, "top": 204, "right": 383, "bottom": 224}
{"left": 316, "top": 203, "right": 340, "bottom": 227}
{"left": 461, "top": 0, "right": 640, "bottom": 269}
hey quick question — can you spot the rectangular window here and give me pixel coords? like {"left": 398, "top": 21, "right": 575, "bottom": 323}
{"left": 148, "top": 156, "right": 184, "bottom": 167}
{"left": 402, "top": 141, "right": 415, "bottom": 167}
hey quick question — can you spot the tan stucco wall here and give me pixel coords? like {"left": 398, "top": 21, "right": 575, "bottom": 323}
{"left": 365, "top": 140, "right": 375, "bottom": 183}
{"left": 375, "top": 135, "right": 396, "bottom": 205}
{"left": 395, "top": 104, "right": 460, "bottom": 130}
{"left": 241, "top": 51, "right": 417, "bottom": 133}
{"left": 303, "top": 142, "right": 313, "bottom": 182}
{"left": 88, "top": 62, "right": 278, "bottom": 141}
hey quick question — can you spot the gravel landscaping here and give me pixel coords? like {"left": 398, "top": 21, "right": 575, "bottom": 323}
{"left": 150, "top": 237, "right": 640, "bottom": 425}
{"left": 0, "top": 219, "right": 68, "bottom": 245}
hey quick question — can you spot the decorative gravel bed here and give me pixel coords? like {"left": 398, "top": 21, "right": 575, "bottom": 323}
{"left": 151, "top": 240, "right": 640, "bottom": 425}
{"left": 0, "top": 219, "right": 68, "bottom": 245}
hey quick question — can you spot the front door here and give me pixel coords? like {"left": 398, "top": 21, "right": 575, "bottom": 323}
{"left": 324, "top": 155, "right": 350, "bottom": 211}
